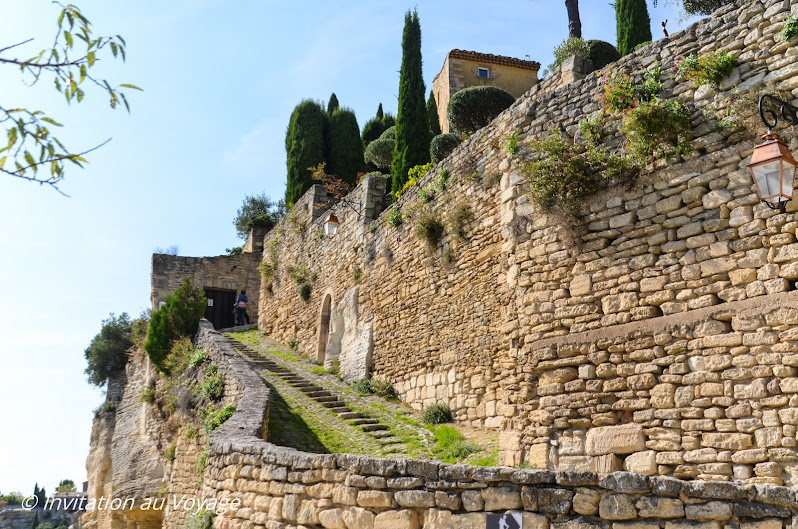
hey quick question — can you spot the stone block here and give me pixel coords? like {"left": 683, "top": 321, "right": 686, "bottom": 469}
{"left": 636, "top": 497, "right": 684, "bottom": 518}
{"left": 374, "top": 510, "right": 419, "bottom": 529}
{"left": 602, "top": 293, "right": 639, "bottom": 315}
{"left": 701, "top": 433, "right": 752, "bottom": 450}
{"left": 357, "top": 491, "right": 392, "bottom": 508}
{"left": 481, "top": 486, "right": 522, "bottom": 510}
{"left": 586, "top": 424, "right": 645, "bottom": 456}
{"left": 537, "top": 488, "right": 574, "bottom": 514}
{"left": 320, "top": 509, "right": 347, "bottom": 529}
{"left": 451, "top": 514, "right": 485, "bottom": 529}
{"left": 599, "top": 494, "right": 637, "bottom": 520}
{"left": 685, "top": 502, "right": 733, "bottom": 521}
{"left": 573, "top": 488, "right": 600, "bottom": 516}
{"left": 624, "top": 451, "right": 657, "bottom": 476}
{"left": 424, "top": 510, "right": 453, "bottom": 529}
{"left": 394, "top": 490, "right": 435, "bottom": 508}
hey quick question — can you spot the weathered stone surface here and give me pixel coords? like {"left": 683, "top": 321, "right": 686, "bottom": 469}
{"left": 586, "top": 425, "right": 645, "bottom": 456}
{"left": 374, "top": 510, "right": 419, "bottom": 529}
{"left": 599, "top": 494, "right": 637, "bottom": 520}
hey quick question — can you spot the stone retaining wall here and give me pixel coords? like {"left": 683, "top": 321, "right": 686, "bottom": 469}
{"left": 196, "top": 326, "right": 798, "bottom": 529}
{"left": 255, "top": 0, "right": 798, "bottom": 482}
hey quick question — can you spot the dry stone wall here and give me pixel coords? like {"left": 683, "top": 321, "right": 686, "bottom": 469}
{"left": 159, "top": 327, "right": 798, "bottom": 529}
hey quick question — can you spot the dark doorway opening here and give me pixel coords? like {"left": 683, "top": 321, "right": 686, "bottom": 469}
{"left": 204, "top": 288, "right": 237, "bottom": 329}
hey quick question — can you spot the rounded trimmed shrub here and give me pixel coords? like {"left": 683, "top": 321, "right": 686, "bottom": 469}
{"left": 430, "top": 133, "right": 461, "bottom": 164}
{"left": 586, "top": 40, "right": 621, "bottom": 70}
{"left": 364, "top": 136, "right": 395, "bottom": 170}
{"left": 379, "top": 126, "right": 396, "bottom": 140}
{"left": 447, "top": 86, "right": 515, "bottom": 134}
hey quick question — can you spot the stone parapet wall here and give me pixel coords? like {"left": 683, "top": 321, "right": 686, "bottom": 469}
{"left": 254, "top": 0, "right": 798, "bottom": 482}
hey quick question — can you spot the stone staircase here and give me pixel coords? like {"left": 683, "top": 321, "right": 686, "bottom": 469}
{"left": 225, "top": 337, "right": 406, "bottom": 454}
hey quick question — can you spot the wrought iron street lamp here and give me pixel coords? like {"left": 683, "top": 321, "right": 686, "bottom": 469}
{"left": 747, "top": 95, "right": 798, "bottom": 213}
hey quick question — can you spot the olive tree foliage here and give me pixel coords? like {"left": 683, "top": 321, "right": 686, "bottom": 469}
{"left": 84, "top": 312, "right": 133, "bottom": 387}
{"left": 651, "top": 0, "right": 734, "bottom": 16}
{"left": 233, "top": 193, "right": 286, "bottom": 239}
{"left": 0, "top": 3, "right": 141, "bottom": 193}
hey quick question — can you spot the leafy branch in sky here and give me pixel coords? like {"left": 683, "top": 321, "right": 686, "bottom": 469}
{"left": 0, "top": 2, "right": 141, "bottom": 194}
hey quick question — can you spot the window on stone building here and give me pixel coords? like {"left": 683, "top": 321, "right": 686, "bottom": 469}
{"left": 477, "top": 67, "right": 490, "bottom": 78}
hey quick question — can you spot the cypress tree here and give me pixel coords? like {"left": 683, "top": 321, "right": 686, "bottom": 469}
{"left": 427, "top": 91, "right": 442, "bottom": 136}
{"left": 616, "top": 0, "right": 652, "bottom": 56}
{"left": 325, "top": 108, "right": 364, "bottom": 186}
{"left": 377, "top": 103, "right": 384, "bottom": 119}
{"left": 285, "top": 100, "right": 327, "bottom": 207}
{"left": 327, "top": 93, "right": 339, "bottom": 115}
{"left": 391, "top": 9, "right": 430, "bottom": 195}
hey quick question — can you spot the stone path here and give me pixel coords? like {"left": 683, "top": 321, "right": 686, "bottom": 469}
{"left": 225, "top": 334, "right": 421, "bottom": 457}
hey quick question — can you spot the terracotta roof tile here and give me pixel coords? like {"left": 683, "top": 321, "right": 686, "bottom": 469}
{"left": 448, "top": 49, "right": 541, "bottom": 71}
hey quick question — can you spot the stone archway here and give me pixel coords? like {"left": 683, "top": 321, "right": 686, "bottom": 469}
{"left": 316, "top": 294, "right": 332, "bottom": 364}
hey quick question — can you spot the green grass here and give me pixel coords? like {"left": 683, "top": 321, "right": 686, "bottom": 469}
{"left": 471, "top": 450, "right": 499, "bottom": 467}
{"left": 263, "top": 377, "right": 383, "bottom": 455}
{"left": 434, "top": 425, "right": 481, "bottom": 463}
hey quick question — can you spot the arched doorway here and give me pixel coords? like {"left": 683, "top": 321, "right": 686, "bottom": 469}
{"left": 317, "top": 294, "right": 332, "bottom": 364}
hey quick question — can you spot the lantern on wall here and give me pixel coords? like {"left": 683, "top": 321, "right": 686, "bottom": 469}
{"left": 747, "top": 95, "right": 798, "bottom": 213}
{"left": 323, "top": 213, "right": 339, "bottom": 237}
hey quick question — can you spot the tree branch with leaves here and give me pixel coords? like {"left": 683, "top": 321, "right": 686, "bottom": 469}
{"left": 0, "top": 2, "right": 141, "bottom": 193}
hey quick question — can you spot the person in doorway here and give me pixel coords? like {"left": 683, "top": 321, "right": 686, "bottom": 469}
{"left": 236, "top": 290, "right": 248, "bottom": 325}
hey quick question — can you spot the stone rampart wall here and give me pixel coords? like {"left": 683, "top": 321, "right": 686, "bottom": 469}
{"left": 183, "top": 327, "right": 798, "bottom": 529}
{"left": 255, "top": 0, "right": 798, "bottom": 482}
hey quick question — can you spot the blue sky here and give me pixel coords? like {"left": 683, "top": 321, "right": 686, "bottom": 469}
{"left": 0, "top": 0, "right": 700, "bottom": 496}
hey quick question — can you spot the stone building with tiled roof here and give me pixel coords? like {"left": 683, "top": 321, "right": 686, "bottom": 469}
{"left": 432, "top": 49, "right": 541, "bottom": 134}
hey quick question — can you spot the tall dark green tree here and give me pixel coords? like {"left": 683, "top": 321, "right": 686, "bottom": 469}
{"left": 616, "top": 0, "right": 652, "bottom": 56}
{"left": 325, "top": 108, "right": 364, "bottom": 185}
{"left": 391, "top": 9, "right": 430, "bottom": 195}
{"left": 427, "top": 91, "right": 442, "bottom": 136}
{"left": 361, "top": 103, "right": 395, "bottom": 147}
{"left": 327, "top": 93, "right": 339, "bottom": 115}
{"left": 285, "top": 100, "right": 327, "bottom": 206}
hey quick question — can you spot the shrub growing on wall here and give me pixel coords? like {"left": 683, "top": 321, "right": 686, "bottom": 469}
{"left": 430, "top": 133, "right": 461, "bottom": 164}
{"left": 145, "top": 278, "right": 207, "bottom": 373}
{"left": 586, "top": 40, "right": 621, "bottom": 70}
{"left": 447, "top": 86, "right": 515, "bottom": 135}
{"left": 84, "top": 313, "right": 133, "bottom": 387}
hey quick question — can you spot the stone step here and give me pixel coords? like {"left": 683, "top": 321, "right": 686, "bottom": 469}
{"left": 339, "top": 412, "right": 363, "bottom": 420}
{"left": 299, "top": 386, "right": 322, "bottom": 393}
{"left": 322, "top": 401, "right": 345, "bottom": 409}
{"left": 362, "top": 424, "right": 388, "bottom": 432}
{"left": 349, "top": 418, "right": 373, "bottom": 426}
{"left": 370, "top": 430, "right": 394, "bottom": 439}
{"left": 306, "top": 390, "right": 332, "bottom": 398}
{"left": 314, "top": 396, "right": 338, "bottom": 403}
{"left": 329, "top": 406, "right": 349, "bottom": 413}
